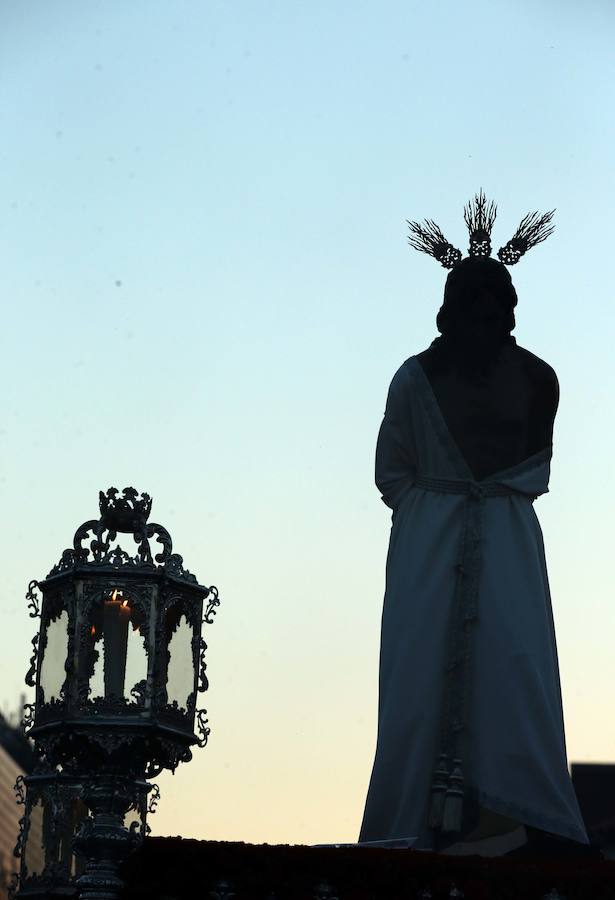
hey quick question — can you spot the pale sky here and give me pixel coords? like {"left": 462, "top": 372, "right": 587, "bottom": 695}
{"left": 1, "top": 0, "right": 614, "bottom": 846}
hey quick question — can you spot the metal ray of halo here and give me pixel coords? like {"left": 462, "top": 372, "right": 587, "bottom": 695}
{"left": 497, "top": 209, "right": 556, "bottom": 265}
{"left": 406, "top": 218, "right": 462, "bottom": 269}
{"left": 463, "top": 189, "right": 497, "bottom": 258}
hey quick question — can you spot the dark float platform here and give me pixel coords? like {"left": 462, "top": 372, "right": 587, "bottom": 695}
{"left": 121, "top": 837, "right": 615, "bottom": 900}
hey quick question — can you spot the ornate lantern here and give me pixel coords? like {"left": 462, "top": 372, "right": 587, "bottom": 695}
{"left": 17, "top": 487, "right": 220, "bottom": 900}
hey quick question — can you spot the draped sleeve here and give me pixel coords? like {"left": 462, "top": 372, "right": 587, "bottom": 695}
{"left": 375, "top": 362, "right": 417, "bottom": 511}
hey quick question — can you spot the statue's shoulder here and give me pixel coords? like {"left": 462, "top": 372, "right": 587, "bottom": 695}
{"left": 513, "top": 346, "right": 560, "bottom": 427}
{"left": 513, "top": 344, "right": 559, "bottom": 392}
{"left": 412, "top": 346, "right": 439, "bottom": 373}
{"left": 390, "top": 355, "right": 418, "bottom": 388}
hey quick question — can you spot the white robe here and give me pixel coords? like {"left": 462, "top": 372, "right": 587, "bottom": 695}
{"left": 358, "top": 355, "right": 589, "bottom": 848}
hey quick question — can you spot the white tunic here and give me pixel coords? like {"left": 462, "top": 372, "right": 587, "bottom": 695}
{"left": 358, "top": 355, "right": 589, "bottom": 848}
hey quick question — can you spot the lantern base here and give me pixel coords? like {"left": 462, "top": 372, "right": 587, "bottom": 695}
{"left": 73, "top": 777, "right": 144, "bottom": 900}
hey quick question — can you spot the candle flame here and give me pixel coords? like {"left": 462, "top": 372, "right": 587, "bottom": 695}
{"left": 91, "top": 625, "right": 96, "bottom": 636}
{"left": 110, "top": 588, "right": 128, "bottom": 606}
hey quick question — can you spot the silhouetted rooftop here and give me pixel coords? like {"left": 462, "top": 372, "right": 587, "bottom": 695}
{"left": 0, "top": 712, "right": 36, "bottom": 773}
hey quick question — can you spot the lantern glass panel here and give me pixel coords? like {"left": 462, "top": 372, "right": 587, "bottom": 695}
{"left": 59, "top": 798, "right": 88, "bottom": 878}
{"left": 23, "top": 799, "right": 46, "bottom": 877}
{"left": 40, "top": 610, "right": 68, "bottom": 704}
{"left": 89, "top": 591, "right": 147, "bottom": 701}
{"left": 166, "top": 612, "right": 194, "bottom": 710}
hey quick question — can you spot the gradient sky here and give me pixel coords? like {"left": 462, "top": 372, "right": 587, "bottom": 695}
{"left": 1, "top": 0, "right": 614, "bottom": 847}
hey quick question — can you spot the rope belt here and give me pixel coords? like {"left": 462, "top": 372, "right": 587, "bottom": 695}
{"left": 412, "top": 473, "right": 534, "bottom": 839}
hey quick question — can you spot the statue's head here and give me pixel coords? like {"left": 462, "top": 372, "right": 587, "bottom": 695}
{"left": 437, "top": 256, "right": 517, "bottom": 349}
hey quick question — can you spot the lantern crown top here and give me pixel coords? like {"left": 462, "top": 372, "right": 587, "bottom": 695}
{"left": 43, "top": 486, "right": 205, "bottom": 587}
{"left": 99, "top": 487, "right": 152, "bottom": 533}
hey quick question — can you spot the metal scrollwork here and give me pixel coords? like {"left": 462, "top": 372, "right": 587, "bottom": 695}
{"left": 147, "top": 783, "right": 160, "bottom": 814}
{"left": 203, "top": 585, "right": 220, "bottom": 624}
{"left": 46, "top": 488, "right": 209, "bottom": 585}
{"left": 47, "top": 547, "right": 86, "bottom": 577}
{"left": 134, "top": 530, "right": 153, "bottom": 565}
{"left": 72, "top": 518, "right": 104, "bottom": 558}
{"left": 21, "top": 703, "right": 35, "bottom": 732}
{"left": 13, "top": 813, "right": 26, "bottom": 859}
{"left": 144, "top": 760, "right": 164, "bottom": 779}
{"left": 198, "top": 636, "right": 209, "bottom": 692}
{"left": 164, "top": 552, "right": 197, "bottom": 582}
{"left": 14, "top": 775, "right": 26, "bottom": 806}
{"left": 130, "top": 679, "right": 148, "bottom": 705}
{"left": 26, "top": 580, "right": 41, "bottom": 618}
{"left": 160, "top": 700, "right": 191, "bottom": 726}
{"left": 25, "top": 633, "right": 40, "bottom": 688}
{"left": 89, "top": 523, "right": 115, "bottom": 561}
{"left": 106, "top": 546, "right": 134, "bottom": 567}
{"left": 72, "top": 521, "right": 173, "bottom": 569}
{"left": 83, "top": 695, "right": 138, "bottom": 716}
{"left": 62, "top": 493, "right": 182, "bottom": 575}
{"left": 75, "top": 729, "right": 135, "bottom": 757}
{"left": 196, "top": 709, "right": 210, "bottom": 748}
{"left": 147, "top": 524, "right": 172, "bottom": 563}
{"left": 34, "top": 698, "right": 66, "bottom": 728}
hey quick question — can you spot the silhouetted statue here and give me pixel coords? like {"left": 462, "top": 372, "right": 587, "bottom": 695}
{"left": 416, "top": 257, "right": 559, "bottom": 482}
{"left": 358, "top": 194, "right": 591, "bottom": 858}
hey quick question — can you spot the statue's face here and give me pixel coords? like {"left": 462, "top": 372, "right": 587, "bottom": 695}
{"left": 455, "top": 288, "right": 507, "bottom": 349}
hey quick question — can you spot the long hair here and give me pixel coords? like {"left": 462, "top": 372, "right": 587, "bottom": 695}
{"left": 431, "top": 257, "right": 517, "bottom": 378}
{"left": 436, "top": 256, "right": 517, "bottom": 337}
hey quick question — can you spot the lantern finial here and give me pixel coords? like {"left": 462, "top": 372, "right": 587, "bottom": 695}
{"left": 99, "top": 487, "right": 153, "bottom": 533}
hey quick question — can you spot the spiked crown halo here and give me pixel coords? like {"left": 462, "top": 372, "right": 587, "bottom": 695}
{"left": 406, "top": 190, "right": 555, "bottom": 268}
